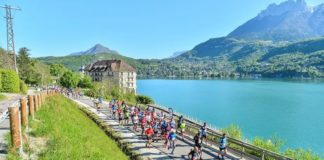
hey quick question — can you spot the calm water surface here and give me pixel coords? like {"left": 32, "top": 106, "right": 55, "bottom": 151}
{"left": 137, "top": 79, "right": 324, "bottom": 153}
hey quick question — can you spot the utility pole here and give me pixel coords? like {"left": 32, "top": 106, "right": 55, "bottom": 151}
{"left": 1, "top": 5, "right": 21, "bottom": 73}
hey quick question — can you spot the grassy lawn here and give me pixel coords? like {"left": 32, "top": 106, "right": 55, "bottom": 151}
{"left": 25, "top": 95, "right": 128, "bottom": 160}
{"left": 0, "top": 93, "right": 6, "bottom": 101}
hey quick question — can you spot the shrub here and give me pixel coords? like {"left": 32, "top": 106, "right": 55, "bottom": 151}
{"left": 284, "top": 148, "right": 321, "bottom": 160}
{"left": 0, "top": 69, "right": 20, "bottom": 93}
{"left": 78, "top": 75, "right": 93, "bottom": 88}
{"left": 136, "top": 95, "right": 154, "bottom": 104}
{"left": 221, "top": 124, "right": 243, "bottom": 140}
{"left": 252, "top": 135, "right": 284, "bottom": 153}
{"left": 19, "top": 80, "right": 28, "bottom": 94}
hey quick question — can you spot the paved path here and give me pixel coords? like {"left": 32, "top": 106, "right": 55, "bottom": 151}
{"left": 0, "top": 93, "right": 23, "bottom": 159}
{"left": 71, "top": 96, "right": 245, "bottom": 160}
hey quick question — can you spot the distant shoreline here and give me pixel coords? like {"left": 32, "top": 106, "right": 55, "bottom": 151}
{"left": 137, "top": 76, "right": 324, "bottom": 82}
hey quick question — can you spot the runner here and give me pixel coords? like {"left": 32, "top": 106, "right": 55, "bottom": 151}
{"left": 177, "top": 115, "right": 184, "bottom": 130}
{"left": 112, "top": 103, "right": 117, "bottom": 120}
{"left": 169, "top": 118, "right": 176, "bottom": 129}
{"left": 162, "top": 130, "right": 169, "bottom": 148}
{"left": 179, "top": 120, "right": 186, "bottom": 139}
{"left": 132, "top": 113, "right": 139, "bottom": 131}
{"left": 130, "top": 105, "right": 135, "bottom": 124}
{"left": 152, "top": 121, "right": 159, "bottom": 142}
{"left": 160, "top": 118, "right": 168, "bottom": 139}
{"left": 140, "top": 114, "right": 147, "bottom": 137}
{"left": 168, "top": 129, "right": 177, "bottom": 152}
{"left": 94, "top": 99, "right": 100, "bottom": 113}
{"left": 218, "top": 133, "right": 228, "bottom": 159}
{"left": 123, "top": 105, "right": 130, "bottom": 125}
{"left": 146, "top": 112, "right": 152, "bottom": 125}
{"left": 145, "top": 125, "right": 154, "bottom": 148}
{"left": 200, "top": 122, "right": 207, "bottom": 144}
{"left": 117, "top": 106, "right": 123, "bottom": 125}
{"left": 188, "top": 147, "right": 199, "bottom": 160}
{"left": 193, "top": 133, "right": 202, "bottom": 159}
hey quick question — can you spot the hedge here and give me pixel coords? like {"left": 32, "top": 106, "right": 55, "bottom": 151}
{"left": 0, "top": 69, "right": 20, "bottom": 93}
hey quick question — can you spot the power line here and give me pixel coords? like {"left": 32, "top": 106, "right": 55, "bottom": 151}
{"left": 0, "top": 5, "right": 21, "bottom": 73}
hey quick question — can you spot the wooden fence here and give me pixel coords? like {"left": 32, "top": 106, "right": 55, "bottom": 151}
{"left": 149, "top": 104, "right": 294, "bottom": 160}
{"left": 3, "top": 90, "right": 58, "bottom": 155}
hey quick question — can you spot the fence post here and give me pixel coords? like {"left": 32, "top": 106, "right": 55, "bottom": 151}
{"left": 20, "top": 98, "right": 27, "bottom": 127}
{"left": 9, "top": 107, "right": 22, "bottom": 153}
{"left": 241, "top": 142, "right": 245, "bottom": 158}
{"left": 38, "top": 94, "right": 42, "bottom": 107}
{"left": 28, "top": 95, "right": 34, "bottom": 120}
{"left": 34, "top": 95, "right": 38, "bottom": 112}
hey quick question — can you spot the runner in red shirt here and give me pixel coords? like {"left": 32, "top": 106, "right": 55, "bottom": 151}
{"left": 145, "top": 125, "right": 154, "bottom": 148}
{"left": 141, "top": 116, "right": 147, "bottom": 137}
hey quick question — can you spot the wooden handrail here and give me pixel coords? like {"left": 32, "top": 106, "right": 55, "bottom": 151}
{"left": 148, "top": 104, "right": 294, "bottom": 160}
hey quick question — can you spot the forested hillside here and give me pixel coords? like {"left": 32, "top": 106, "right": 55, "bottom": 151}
{"left": 38, "top": 37, "right": 324, "bottom": 78}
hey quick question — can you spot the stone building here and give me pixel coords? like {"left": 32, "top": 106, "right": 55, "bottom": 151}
{"left": 84, "top": 60, "right": 136, "bottom": 93}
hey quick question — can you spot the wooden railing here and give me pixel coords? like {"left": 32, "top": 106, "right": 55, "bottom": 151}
{"left": 149, "top": 104, "right": 294, "bottom": 160}
{"left": 3, "top": 90, "right": 58, "bottom": 156}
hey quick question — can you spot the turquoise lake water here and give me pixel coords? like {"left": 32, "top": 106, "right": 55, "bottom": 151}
{"left": 137, "top": 79, "right": 324, "bottom": 154}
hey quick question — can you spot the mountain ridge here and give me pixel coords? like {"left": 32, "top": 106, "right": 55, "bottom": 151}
{"left": 69, "top": 44, "right": 119, "bottom": 56}
{"left": 228, "top": 0, "right": 324, "bottom": 41}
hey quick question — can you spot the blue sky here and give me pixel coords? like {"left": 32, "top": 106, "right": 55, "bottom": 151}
{"left": 0, "top": 0, "right": 322, "bottom": 59}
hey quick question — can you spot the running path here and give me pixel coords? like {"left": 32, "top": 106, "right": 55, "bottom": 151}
{"left": 71, "top": 96, "right": 245, "bottom": 160}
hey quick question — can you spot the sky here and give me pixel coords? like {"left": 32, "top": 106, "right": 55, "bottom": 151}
{"left": 0, "top": 0, "right": 323, "bottom": 59}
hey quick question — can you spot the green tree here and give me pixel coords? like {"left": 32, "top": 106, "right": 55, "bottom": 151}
{"left": 136, "top": 95, "right": 154, "bottom": 104}
{"left": 59, "top": 71, "right": 80, "bottom": 88}
{"left": 50, "top": 64, "right": 67, "bottom": 77}
{"left": 78, "top": 75, "right": 93, "bottom": 88}
{"left": 17, "top": 47, "right": 32, "bottom": 82}
{"left": 0, "top": 48, "right": 13, "bottom": 70}
{"left": 29, "top": 61, "right": 52, "bottom": 85}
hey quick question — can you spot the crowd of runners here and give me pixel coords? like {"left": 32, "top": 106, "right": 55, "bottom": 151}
{"left": 61, "top": 88, "right": 229, "bottom": 160}
{"left": 100, "top": 98, "right": 229, "bottom": 160}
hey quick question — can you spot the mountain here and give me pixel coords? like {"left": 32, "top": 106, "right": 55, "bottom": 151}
{"left": 228, "top": 0, "right": 324, "bottom": 41}
{"left": 69, "top": 44, "right": 118, "bottom": 56}
{"left": 37, "top": 0, "right": 324, "bottom": 78}
{"left": 169, "top": 50, "right": 188, "bottom": 58}
{"left": 179, "top": 37, "right": 271, "bottom": 60}
{"left": 37, "top": 38, "right": 324, "bottom": 78}
{"left": 38, "top": 52, "right": 137, "bottom": 72}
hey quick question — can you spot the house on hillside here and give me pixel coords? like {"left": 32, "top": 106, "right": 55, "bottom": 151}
{"left": 84, "top": 60, "right": 137, "bottom": 93}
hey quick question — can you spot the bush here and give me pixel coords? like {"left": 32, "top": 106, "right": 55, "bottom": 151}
{"left": 221, "top": 124, "right": 243, "bottom": 140}
{"left": 0, "top": 69, "right": 20, "bottom": 93}
{"left": 136, "top": 95, "right": 154, "bottom": 104}
{"left": 284, "top": 148, "right": 321, "bottom": 160}
{"left": 252, "top": 135, "right": 284, "bottom": 153}
{"left": 78, "top": 76, "right": 93, "bottom": 88}
{"left": 19, "top": 80, "right": 28, "bottom": 94}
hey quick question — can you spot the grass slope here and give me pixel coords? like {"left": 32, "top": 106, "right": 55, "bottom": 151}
{"left": 29, "top": 95, "right": 128, "bottom": 160}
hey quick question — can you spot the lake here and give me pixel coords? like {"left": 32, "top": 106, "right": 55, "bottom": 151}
{"left": 137, "top": 79, "right": 324, "bottom": 154}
